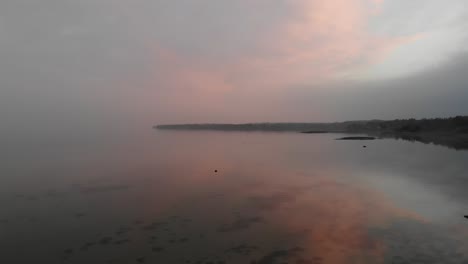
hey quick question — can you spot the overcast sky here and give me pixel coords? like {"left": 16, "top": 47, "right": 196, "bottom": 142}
{"left": 1, "top": 0, "right": 468, "bottom": 135}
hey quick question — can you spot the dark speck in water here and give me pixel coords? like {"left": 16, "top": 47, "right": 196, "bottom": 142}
{"left": 75, "top": 213, "right": 85, "bottom": 218}
{"left": 99, "top": 237, "right": 113, "bottom": 245}
{"left": 114, "top": 239, "right": 130, "bottom": 245}
{"left": 178, "top": 237, "right": 189, "bottom": 243}
{"left": 116, "top": 226, "right": 133, "bottom": 235}
{"left": 227, "top": 244, "right": 260, "bottom": 255}
{"left": 142, "top": 221, "right": 167, "bottom": 230}
{"left": 152, "top": 247, "right": 164, "bottom": 252}
{"left": 254, "top": 247, "right": 305, "bottom": 264}
{"left": 81, "top": 242, "right": 95, "bottom": 251}
{"left": 27, "top": 196, "right": 38, "bottom": 201}
{"left": 296, "top": 258, "right": 314, "bottom": 264}
{"left": 80, "top": 184, "right": 130, "bottom": 194}
{"left": 217, "top": 216, "right": 263, "bottom": 232}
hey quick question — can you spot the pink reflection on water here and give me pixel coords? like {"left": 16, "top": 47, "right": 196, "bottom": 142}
{"left": 78, "top": 131, "right": 468, "bottom": 263}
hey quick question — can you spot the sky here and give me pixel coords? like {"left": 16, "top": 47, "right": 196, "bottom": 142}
{"left": 1, "top": 0, "right": 468, "bottom": 136}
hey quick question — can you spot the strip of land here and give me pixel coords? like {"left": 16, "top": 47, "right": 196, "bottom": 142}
{"left": 155, "top": 116, "right": 468, "bottom": 150}
{"left": 336, "top": 137, "right": 376, "bottom": 140}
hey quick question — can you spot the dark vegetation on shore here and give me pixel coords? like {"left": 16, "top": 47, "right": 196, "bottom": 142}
{"left": 346, "top": 116, "right": 468, "bottom": 150}
{"left": 155, "top": 122, "right": 348, "bottom": 132}
{"left": 155, "top": 116, "right": 468, "bottom": 150}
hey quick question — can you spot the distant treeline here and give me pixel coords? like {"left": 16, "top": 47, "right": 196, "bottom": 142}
{"left": 346, "top": 116, "right": 468, "bottom": 134}
{"left": 155, "top": 122, "right": 349, "bottom": 132}
{"left": 155, "top": 116, "right": 468, "bottom": 134}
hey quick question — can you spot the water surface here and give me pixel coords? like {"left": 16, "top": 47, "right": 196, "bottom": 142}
{"left": 1, "top": 130, "right": 468, "bottom": 263}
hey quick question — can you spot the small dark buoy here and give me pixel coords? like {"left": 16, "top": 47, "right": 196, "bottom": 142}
{"left": 464, "top": 215, "right": 468, "bottom": 219}
{"left": 214, "top": 170, "right": 218, "bottom": 173}
{"left": 363, "top": 145, "right": 367, "bottom": 148}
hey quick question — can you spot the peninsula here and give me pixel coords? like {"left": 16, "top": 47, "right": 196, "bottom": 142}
{"left": 155, "top": 116, "right": 468, "bottom": 150}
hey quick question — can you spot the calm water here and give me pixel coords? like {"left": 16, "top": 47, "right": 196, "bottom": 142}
{"left": 1, "top": 130, "right": 468, "bottom": 264}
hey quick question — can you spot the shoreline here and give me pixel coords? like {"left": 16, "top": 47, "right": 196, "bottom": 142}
{"left": 155, "top": 116, "right": 468, "bottom": 150}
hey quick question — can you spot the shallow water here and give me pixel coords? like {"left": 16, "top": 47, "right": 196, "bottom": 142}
{"left": 1, "top": 130, "right": 468, "bottom": 263}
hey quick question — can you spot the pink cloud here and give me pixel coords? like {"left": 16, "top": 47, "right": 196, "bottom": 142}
{"left": 118, "top": 0, "right": 422, "bottom": 122}
{"left": 130, "top": 0, "right": 409, "bottom": 86}
{"left": 230, "top": 0, "right": 401, "bottom": 87}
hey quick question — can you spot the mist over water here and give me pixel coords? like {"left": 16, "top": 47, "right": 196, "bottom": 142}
{"left": 2, "top": 1, "right": 468, "bottom": 263}
{"left": 1, "top": 129, "right": 468, "bottom": 263}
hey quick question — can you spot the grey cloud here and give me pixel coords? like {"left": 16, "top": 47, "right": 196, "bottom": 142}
{"left": 294, "top": 52, "right": 468, "bottom": 121}
{"left": 1, "top": 0, "right": 467, "bottom": 142}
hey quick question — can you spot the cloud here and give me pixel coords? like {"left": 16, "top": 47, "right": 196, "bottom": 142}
{"left": 155, "top": 0, "right": 416, "bottom": 89}
{"left": 1, "top": 0, "right": 467, "bottom": 128}
{"left": 122, "top": 0, "right": 424, "bottom": 123}
{"left": 293, "top": 52, "right": 468, "bottom": 121}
